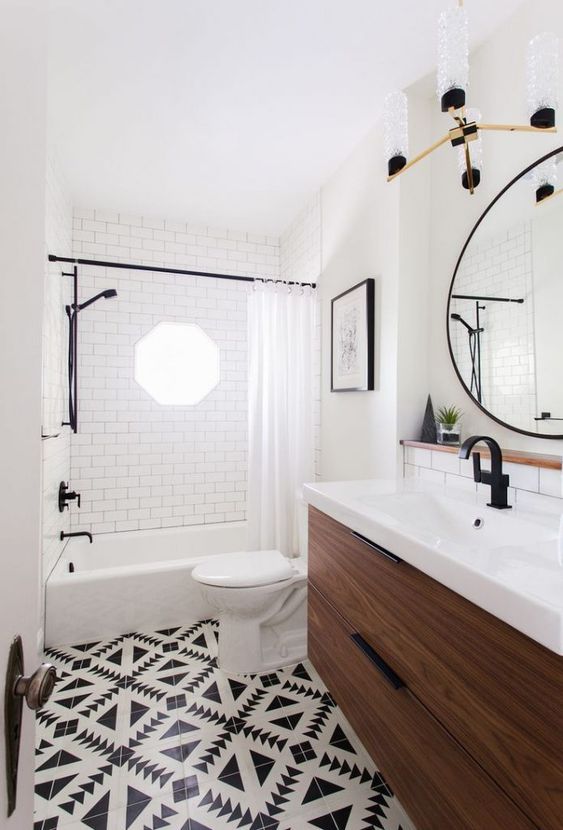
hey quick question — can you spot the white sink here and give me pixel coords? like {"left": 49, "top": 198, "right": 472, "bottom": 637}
{"left": 303, "top": 478, "right": 563, "bottom": 655}
{"left": 356, "top": 490, "right": 555, "bottom": 551}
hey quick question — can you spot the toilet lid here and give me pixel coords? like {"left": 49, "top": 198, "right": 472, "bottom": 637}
{"left": 192, "top": 550, "right": 294, "bottom": 588}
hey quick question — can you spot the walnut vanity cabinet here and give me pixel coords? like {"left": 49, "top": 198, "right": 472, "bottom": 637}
{"left": 307, "top": 506, "right": 563, "bottom": 830}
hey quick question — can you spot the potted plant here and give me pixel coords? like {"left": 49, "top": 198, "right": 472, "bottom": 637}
{"left": 436, "top": 405, "right": 463, "bottom": 446}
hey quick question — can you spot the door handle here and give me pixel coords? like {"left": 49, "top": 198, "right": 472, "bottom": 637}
{"left": 350, "top": 531, "right": 402, "bottom": 563}
{"left": 350, "top": 632, "right": 405, "bottom": 689}
{"left": 14, "top": 663, "right": 57, "bottom": 711}
{"left": 4, "top": 636, "right": 57, "bottom": 817}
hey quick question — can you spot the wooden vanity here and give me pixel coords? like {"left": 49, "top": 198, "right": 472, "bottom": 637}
{"left": 308, "top": 506, "right": 563, "bottom": 830}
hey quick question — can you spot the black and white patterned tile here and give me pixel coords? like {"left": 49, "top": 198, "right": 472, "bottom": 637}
{"left": 36, "top": 621, "right": 414, "bottom": 830}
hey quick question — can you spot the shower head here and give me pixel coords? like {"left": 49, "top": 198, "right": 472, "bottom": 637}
{"left": 76, "top": 289, "right": 118, "bottom": 311}
{"left": 450, "top": 312, "right": 475, "bottom": 333}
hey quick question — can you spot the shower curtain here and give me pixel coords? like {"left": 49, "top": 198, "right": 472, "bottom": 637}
{"left": 247, "top": 282, "right": 316, "bottom": 557}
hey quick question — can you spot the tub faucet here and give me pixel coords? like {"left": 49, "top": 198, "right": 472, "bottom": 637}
{"left": 60, "top": 530, "right": 93, "bottom": 544}
{"left": 458, "top": 435, "right": 511, "bottom": 510}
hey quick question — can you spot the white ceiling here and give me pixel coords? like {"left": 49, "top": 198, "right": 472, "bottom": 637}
{"left": 48, "top": 0, "right": 526, "bottom": 235}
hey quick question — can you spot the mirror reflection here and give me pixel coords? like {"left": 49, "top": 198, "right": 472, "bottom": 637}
{"left": 448, "top": 149, "right": 563, "bottom": 437}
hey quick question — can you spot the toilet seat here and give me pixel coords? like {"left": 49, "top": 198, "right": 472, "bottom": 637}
{"left": 192, "top": 550, "right": 295, "bottom": 588}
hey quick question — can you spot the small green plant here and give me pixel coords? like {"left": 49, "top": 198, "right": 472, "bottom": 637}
{"left": 436, "top": 405, "right": 462, "bottom": 426}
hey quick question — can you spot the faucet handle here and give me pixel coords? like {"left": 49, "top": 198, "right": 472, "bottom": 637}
{"left": 472, "top": 452, "right": 482, "bottom": 483}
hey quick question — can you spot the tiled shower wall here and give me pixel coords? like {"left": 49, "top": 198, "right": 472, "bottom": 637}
{"left": 69, "top": 211, "right": 280, "bottom": 534}
{"left": 42, "top": 156, "right": 72, "bottom": 579}
{"left": 450, "top": 222, "right": 536, "bottom": 428}
{"left": 403, "top": 444, "right": 563, "bottom": 507}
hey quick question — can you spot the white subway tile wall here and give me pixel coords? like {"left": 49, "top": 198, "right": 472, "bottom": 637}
{"left": 403, "top": 446, "right": 563, "bottom": 508}
{"left": 42, "top": 156, "right": 73, "bottom": 580}
{"left": 69, "top": 211, "right": 279, "bottom": 534}
{"left": 450, "top": 222, "right": 536, "bottom": 430}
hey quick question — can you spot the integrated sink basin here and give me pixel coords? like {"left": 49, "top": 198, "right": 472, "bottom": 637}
{"left": 303, "top": 477, "right": 563, "bottom": 654}
{"left": 355, "top": 490, "right": 556, "bottom": 551}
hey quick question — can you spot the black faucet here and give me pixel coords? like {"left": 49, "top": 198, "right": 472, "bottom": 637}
{"left": 458, "top": 436, "right": 511, "bottom": 509}
{"left": 60, "top": 531, "right": 93, "bottom": 544}
{"left": 59, "top": 481, "right": 81, "bottom": 513}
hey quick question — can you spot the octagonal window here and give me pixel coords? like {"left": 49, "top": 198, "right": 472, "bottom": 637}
{"left": 135, "top": 322, "right": 220, "bottom": 405}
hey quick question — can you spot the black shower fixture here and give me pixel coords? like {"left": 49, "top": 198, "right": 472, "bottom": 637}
{"left": 450, "top": 312, "right": 477, "bottom": 334}
{"left": 450, "top": 307, "right": 485, "bottom": 404}
{"left": 61, "top": 264, "right": 117, "bottom": 433}
{"left": 76, "top": 288, "right": 118, "bottom": 311}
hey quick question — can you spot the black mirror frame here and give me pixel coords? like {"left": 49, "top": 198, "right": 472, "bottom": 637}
{"left": 446, "top": 145, "right": 563, "bottom": 440}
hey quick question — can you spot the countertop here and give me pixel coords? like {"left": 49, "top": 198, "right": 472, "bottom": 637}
{"left": 303, "top": 478, "right": 563, "bottom": 655}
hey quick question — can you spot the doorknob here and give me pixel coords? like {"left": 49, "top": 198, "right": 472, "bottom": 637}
{"left": 14, "top": 663, "right": 57, "bottom": 711}
{"left": 4, "top": 636, "right": 57, "bottom": 817}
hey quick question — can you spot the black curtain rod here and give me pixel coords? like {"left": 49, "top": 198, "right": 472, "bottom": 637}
{"left": 48, "top": 255, "right": 317, "bottom": 289}
{"left": 452, "top": 293, "right": 524, "bottom": 304}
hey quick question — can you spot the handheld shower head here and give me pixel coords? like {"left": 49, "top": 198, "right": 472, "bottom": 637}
{"left": 76, "top": 289, "right": 118, "bottom": 311}
{"left": 450, "top": 312, "right": 475, "bottom": 333}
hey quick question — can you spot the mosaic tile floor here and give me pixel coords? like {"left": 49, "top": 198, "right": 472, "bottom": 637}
{"left": 35, "top": 620, "right": 414, "bottom": 830}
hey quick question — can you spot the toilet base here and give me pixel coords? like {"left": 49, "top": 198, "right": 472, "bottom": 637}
{"left": 216, "top": 583, "right": 307, "bottom": 675}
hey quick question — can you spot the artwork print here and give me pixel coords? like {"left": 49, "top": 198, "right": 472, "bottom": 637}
{"left": 331, "top": 279, "right": 375, "bottom": 392}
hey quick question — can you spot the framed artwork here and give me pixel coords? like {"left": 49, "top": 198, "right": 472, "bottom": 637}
{"left": 331, "top": 278, "right": 375, "bottom": 392}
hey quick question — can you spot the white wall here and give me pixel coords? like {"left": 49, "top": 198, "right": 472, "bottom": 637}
{"left": 427, "top": 0, "right": 563, "bottom": 454}
{"left": 318, "top": 88, "right": 431, "bottom": 481}
{"left": 68, "top": 211, "right": 278, "bottom": 534}
{"left": 0, "top": 0, "right": 47, "bottom": 825}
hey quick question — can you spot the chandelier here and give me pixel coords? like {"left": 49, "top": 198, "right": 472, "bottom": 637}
{"left": 383, "top": 0, "right": 559, "bottom": 201}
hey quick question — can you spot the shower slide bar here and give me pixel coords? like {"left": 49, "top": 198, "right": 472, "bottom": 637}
{"left": 48, "top": 255, "right": 317, "bottom": 289}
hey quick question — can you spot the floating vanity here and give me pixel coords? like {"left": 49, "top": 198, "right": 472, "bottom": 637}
{"left": 304, "top": 478, "right": 563, "bottom": 830}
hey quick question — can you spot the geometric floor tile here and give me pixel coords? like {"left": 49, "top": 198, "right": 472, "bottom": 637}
{"left": 36, "top": 620, "right": 415, "bottom": 830}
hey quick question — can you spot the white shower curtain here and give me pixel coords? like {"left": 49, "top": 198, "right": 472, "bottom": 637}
{"left": 247, "top": 282, "right": 316, "bottom": 557}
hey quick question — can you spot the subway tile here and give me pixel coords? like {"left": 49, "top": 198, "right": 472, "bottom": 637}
{"left": 539, "top": 467, "right": 563, "bottom": 498}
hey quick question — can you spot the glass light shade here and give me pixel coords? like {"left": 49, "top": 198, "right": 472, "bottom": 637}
{"left": 457, "top": 108, "right": 483, "bottom": 189}
{"left": 533, "top": 157, "right": 558, "bottom": 201}
{"left": 383, "top": 91, "right": 408, "bottom": 174}
{"left": 526, "top": 32, "right": 559, "bottom": 126}
{"left": 437, "top": 6, "right": 469, "bottom": 111}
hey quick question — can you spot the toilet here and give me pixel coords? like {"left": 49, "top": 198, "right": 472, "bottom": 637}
{"left": 191, "top": 496, "right": 308, "bottom": 675}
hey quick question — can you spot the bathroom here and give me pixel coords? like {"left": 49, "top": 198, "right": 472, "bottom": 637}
{"left": 1, "top": 0, "right": 563, "bottom": 828}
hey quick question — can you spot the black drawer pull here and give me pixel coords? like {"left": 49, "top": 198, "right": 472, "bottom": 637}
{"left": 351, "top": 633, "right": 405, "bottom": 690}
{"left": 350, "top": 531, "right": 402, "bottom": 563}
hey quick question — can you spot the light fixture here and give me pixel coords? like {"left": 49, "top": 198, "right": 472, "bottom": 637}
{"left": 384, "top": 0, "right": 559, "bottom": 195}
{"left": 533, "top": 156, "right": 558, "bottom": 202}
{"left": 457, "top": 107, "right": 482, "bottom": 189}
{"left": 383, "top": 91, "right": 409, "bottom": 176}
{"left": 527, "top": 33, "right": 559, "bottom": 128}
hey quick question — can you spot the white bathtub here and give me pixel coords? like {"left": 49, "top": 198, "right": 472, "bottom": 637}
{"left": 45, "top": 522, "right": 248, "bottom": 647}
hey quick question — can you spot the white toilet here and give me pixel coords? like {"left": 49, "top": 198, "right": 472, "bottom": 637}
{"left": 191, "top": 498, "right": 308, "bottom": 675}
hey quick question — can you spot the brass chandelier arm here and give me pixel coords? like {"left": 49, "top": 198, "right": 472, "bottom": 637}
{"left": 479, "top": 123, "right": 557, "bottom": 134}
{"left": 387, "top": 132, "right": 451, "bottom": 182}
{"left": 464, "top": 142, "right": 475, "bottom": 194}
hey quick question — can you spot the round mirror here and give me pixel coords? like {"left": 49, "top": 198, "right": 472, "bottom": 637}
{"left": 447, "top": 146, "right": 563, "bottom": 438}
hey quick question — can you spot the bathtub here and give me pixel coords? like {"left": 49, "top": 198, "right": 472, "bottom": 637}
{"left": 45, "top": 522, "right": 248, "bottom": 647}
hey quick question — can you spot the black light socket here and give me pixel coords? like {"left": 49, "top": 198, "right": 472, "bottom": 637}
{"left": 441, "top": 87, "right": 465, "bottom": 113}
{"left": 461, "top": 168, "right": 481, "bottom": 190}
{"left": 388, "top": 155, "right": 407, "bottom": 176}
{"left": 530, "top": 107, "right": 555, "bottom": 129}
{"left": 536, "top": 183, "right": 555, "bottom": 202}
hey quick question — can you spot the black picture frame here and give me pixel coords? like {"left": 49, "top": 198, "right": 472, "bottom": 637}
{"left": 331, "top": 278, "right": 375, "bottom": 392}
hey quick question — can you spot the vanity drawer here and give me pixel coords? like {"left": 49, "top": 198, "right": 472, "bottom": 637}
{"left": 308, "top": 584, "right": 537, "bottom": 830}
{"left": 308, "top": 506, "right": 563, "bottom": 830}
